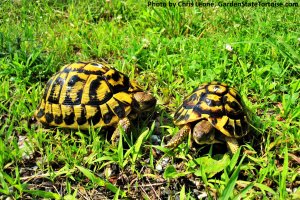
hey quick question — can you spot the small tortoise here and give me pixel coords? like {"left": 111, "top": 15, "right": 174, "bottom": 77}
{"left": 166, "top": 82, "right": 248, "bottom": 153}
{"left": 35, "top": 62, "right": 156, "bottom": 144}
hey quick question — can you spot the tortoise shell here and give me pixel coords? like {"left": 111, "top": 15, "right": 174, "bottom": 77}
{"left": 174, "top": 82, "right": 248, "bottom": 138}
{"left": 35, "top": 62, "right": 143, "bottom": 129}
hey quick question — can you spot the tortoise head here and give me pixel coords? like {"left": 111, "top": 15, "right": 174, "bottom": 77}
{"left": 193, "top": 120, "right": 221, "bottom": 145}
{"left": 132, "top": 91, "right": 156, "bottom": 113}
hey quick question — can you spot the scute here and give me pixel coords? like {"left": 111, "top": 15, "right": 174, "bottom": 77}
{"left": 174, "top": 82, "right": 248, "bottom": 137}
{"left": 35, "top": 62, "right": 143, "bottom": 129}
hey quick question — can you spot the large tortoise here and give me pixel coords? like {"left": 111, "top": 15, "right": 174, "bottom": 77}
{"left": 35, "top": 62, "right": 156, "bottom": 144}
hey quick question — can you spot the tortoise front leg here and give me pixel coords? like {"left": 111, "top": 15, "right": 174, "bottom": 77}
{"left": 224, "top": 136, "right": 239, "bottom": 154}
{"left": 165, "top": 124, "right": 191, "bottom": 149}
{"left": 111, "top": 117, "right": 131, "bottom": 146}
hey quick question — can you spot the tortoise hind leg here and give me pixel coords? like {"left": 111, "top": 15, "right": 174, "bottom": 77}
{"left": 111, "top": 117, "right": 131, "bottom": 146}
{"left": 224, "top": 136, "right": 239, "bottom": 154}
{"left": 165, "top": 124, "right": 191, "bottom": 149}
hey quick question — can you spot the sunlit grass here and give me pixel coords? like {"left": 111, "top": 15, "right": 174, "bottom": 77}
{"left": 0, "top": 0, "right": 299, "bottom": 199}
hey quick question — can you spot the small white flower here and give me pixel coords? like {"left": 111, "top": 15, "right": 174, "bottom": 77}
{"left": 234, "top": 23, "right": 240, "bottom": 28}
{"left": 142, "top": 38, "right": 150, "bottom": 48}
{"left": 116, "top": 15, "right": 122, "bottom": 20}
{"left": 132, "top": 56, "right": 137, "bottom": 61}
{"left": 225, "top": 44, "right": 233, "bottom": 52}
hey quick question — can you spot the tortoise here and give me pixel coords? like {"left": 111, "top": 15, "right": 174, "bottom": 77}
{"left": 165, "top": 82, "right": 249, "bottom": 153}
{"left": 35, "top": 62, "right": 156, "bottom": 144}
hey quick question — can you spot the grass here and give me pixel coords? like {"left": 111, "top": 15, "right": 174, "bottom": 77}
{"left": 0, "top": 0, "right": 299, "bottom": 199}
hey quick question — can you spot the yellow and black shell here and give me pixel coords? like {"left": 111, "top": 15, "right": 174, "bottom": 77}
{"left": 174, "top": 82, "right": 248, "bottom": 138}
{"left": 35, "top": 62, "right": 142, "bottom": 129}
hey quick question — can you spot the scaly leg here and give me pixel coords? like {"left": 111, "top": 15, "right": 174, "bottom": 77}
{"left": 111, "top": 117, "right": 131, "bottom": 146}
{"left": 224, "top": 136, "right": 239, "bottom": 154}
{"left": 165, "top": 124, "right": 191, "bottom": 149}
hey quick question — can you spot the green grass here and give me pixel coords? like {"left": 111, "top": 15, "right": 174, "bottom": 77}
{"left": 0, "top": 0, "right": 299, "bottom": 199}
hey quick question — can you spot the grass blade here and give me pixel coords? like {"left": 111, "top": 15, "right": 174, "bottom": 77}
{"left": 0, "top": 172, "right": 9, "bottom": 195}
{"left": 180, "top": 184, "right": 185, "bottom": 200}
{"left": 233, "top": 182, "right": 254, "bottom": 200}
{"left": 254, "top": 183, "right": 276, "bottom": 195}
{"left": 220, "top": 154, "right": 245, "bottom": 200}
{"left": 228, "top": 147, "right": 241, "bottom": 172}
{"left": 279, "top": 146, "right": 288, "bottom": 199}
{"left": 76, "top": 165, "right": 126, "bottom": 197}
{"left": 24, "top": 190, "right": 61, "bottom": 199}
{"left": 117, "top": 127, "right": 124, "bottom": 168}
{"left": 132, "top": 125, "right": 152, "bottom": 163}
